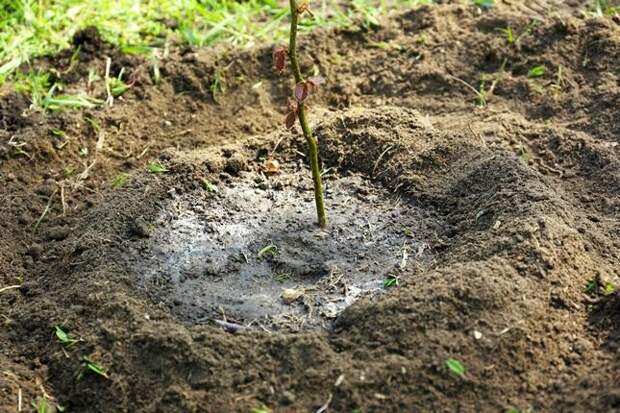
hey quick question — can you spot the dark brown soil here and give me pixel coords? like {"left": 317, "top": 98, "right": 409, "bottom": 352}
{"left": 1, "top": 2, "right": 619, "bottom": 412}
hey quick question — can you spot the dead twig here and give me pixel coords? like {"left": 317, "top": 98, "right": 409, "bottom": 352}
{"left": 136, "top": 143, "right": 152, "bottom": 160}
{"left": 467, "top": 124, "right": 487, "bottom": 148}
{"left": 59, "top": 183, "right": 67, "bottom": 215}
{"left": 372, "top": 145, "right": 394, "bottom": 176}
{"left": 446, "top": 74, "right": 483, "bottom": 102}
{"left": 34, "top": 188, "right": 58, "bottom": 231}
{"left": 214, "top": 319, "right": 247, "bottom": 334}
{"left": 316, "top": 393, "right": 333, "bottom": 413}
{"left": 0, "top": 285, "right": 21, "bottom": 294}
{"left": 105, "top": 57, "right": 113, "bottom": 106}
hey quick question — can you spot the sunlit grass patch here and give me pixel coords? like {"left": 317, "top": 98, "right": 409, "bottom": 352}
{"left": 0, "top": 0, "right": 431, "bottom": 87}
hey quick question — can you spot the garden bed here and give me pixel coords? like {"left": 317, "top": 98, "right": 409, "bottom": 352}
{"left": 1, "top": 2, "right": 619, "bottom": 412}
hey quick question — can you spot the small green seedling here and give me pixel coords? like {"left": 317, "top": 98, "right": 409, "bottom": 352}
{"left": 112, "top": 173, "right": 130, "bottom": 189}
{"left": 257, "top": 243, "right": 279, "bottom": 259}
{"left": 84, "top": 115, "right": 101, "bottom": 133}
{"left": 50, "top": 128, "right": 66, "bottom": 138}
{"left": 505, "top": 407, "right": 533, "bottom": 413}
{"left": 273, "top": 272, "right": 292, "bottom": 283}
{"left": 446, "top": 358, "right": 466, "bottom": 377}
{"left": 210, "top": 66, "right": 227, "bottom": 103}
{"left": 31, "top": 398, "right": 53, "bottom": 413}
{"left": 591, "top": 0, "right": 620, "bottom": 17}
{"left": 201, "top": 178, "right": 218, "bottom": 193}
{"left": 148, "top": 162, "right": 168, "bottom": 173}
{"left": 79, "top": 356, "right": 109, "bottom": 379}
{"left": 108, "top": 68, "right": 129, "bottom": 97}
{"left": 527, "top": 65, "right": 545, "bottom": 78}
{"left": 54, "top": 326, "right": 81, "bottom": 346}
{"left": 251, "top": 407, "right": 271, "bottom": 413}
{"left": 585, "top": 278, "right": 617, "bottom": 295}
{"left": 603, "top": 282, "right": 616, "bottom": 295}
{"left": 63, "top": 166, "right": 74, "bottom": 178}
{"left": 517, "top": 143, "right": 531, "bottom": 163}
{"left": 78, "top": 147, "right": 89, "bottom": 157}
{"left": 369, "top": 40, "right": 403, "bottom": 51}
{"left": 41, "top": 84, "right": 101, "bottom": 111}
{"left": 472, "top": 0, "right": 495, "bottom": 8}
{"left": 585, "top": 278, "right": 599, "bottom": 293}
{"left": 401, "top": 226, "right": 414, "bottom": 238}
{"left": 87, "top": 67, "right": 101, "bottom": 89}
{"left": 383, "top": 275, "right": 399, "bottom": 288}
{"left": 499, "top": 26, "right": 514, "bottom": 44}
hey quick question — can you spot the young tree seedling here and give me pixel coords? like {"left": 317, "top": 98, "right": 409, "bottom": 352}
{"left": 273, "top": 0, "right": 328, "bottom": 229}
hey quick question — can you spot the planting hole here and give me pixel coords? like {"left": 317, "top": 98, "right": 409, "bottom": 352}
{"left": 130, "top": 168, "right": 433, "bottom": 330}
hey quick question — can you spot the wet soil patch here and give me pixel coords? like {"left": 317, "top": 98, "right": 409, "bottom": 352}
{"left": 130, "top": 168, "right": 434, "bottom": 330}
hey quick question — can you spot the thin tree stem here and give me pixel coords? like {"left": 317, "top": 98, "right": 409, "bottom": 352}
{"left": 288, "top": 0, "right": 327, "bottom": 229}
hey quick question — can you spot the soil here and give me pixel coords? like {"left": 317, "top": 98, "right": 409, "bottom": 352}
{"left": 1, "top": 2, "right": 619, "bottom": 412}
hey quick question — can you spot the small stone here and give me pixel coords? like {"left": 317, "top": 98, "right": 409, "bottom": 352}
{"left": 26, "top": 244, "right": 43, "bottom": 259}
{"left": 44, "top": 225, "right": 71, "bottom": 241}
{"left": 356, "top": 186, "right": 369, "bottom": 196}
{"left": 129, "top": 217, "right": 151, "bottom": 238}
{"left": 281, "top": 391, "right": 296, "bottom": 405}
{"left": 263, "top": 159, "right": 281, "bottom": 175}
{"left": 224, "top": 155, "right": 246, "bottom": 176}
{"left": 281, "top": 288, "right": 304, "bottom": 304}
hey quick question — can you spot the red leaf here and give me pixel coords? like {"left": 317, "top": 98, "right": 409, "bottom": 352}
{"left": 285, "top": 111, "right": 297, "bottom": 129}
{"left": 272, "top": 46, "right": 287, "bottom": 73}
{"left": 294, "top": 82, "right": 309, "bottom": 103}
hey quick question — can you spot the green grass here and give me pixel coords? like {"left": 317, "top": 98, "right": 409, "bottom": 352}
{"left": 1, "top": 0, "right": 431, "bottom": 91}
{"left": 471, "top": 0, "right": 495, "bottom": 8}
{"left": 148, "top": 161, "right": 168, "bottom": 173}
{"left": 79, "top": 356, "right": 109, "bottom": 379}
{"left": 590, "top": 0, "right": 620, "bottom": 16}
{"left": 527, "top": 65, "right": 545, "bottom": 78}
{"left": 200, "top": 178, "right": 218, "bottom": 193}
{"left": 111, "top": 172, "right": 130, "bottom": 189}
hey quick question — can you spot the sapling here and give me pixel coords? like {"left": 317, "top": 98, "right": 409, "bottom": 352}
{"left": 273, "top": 0, "right": 328, "bottom": 229}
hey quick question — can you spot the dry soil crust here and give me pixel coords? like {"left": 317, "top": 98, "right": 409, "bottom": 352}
{"left": 1, "top": 2, "right": 620, "bottom": 413}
